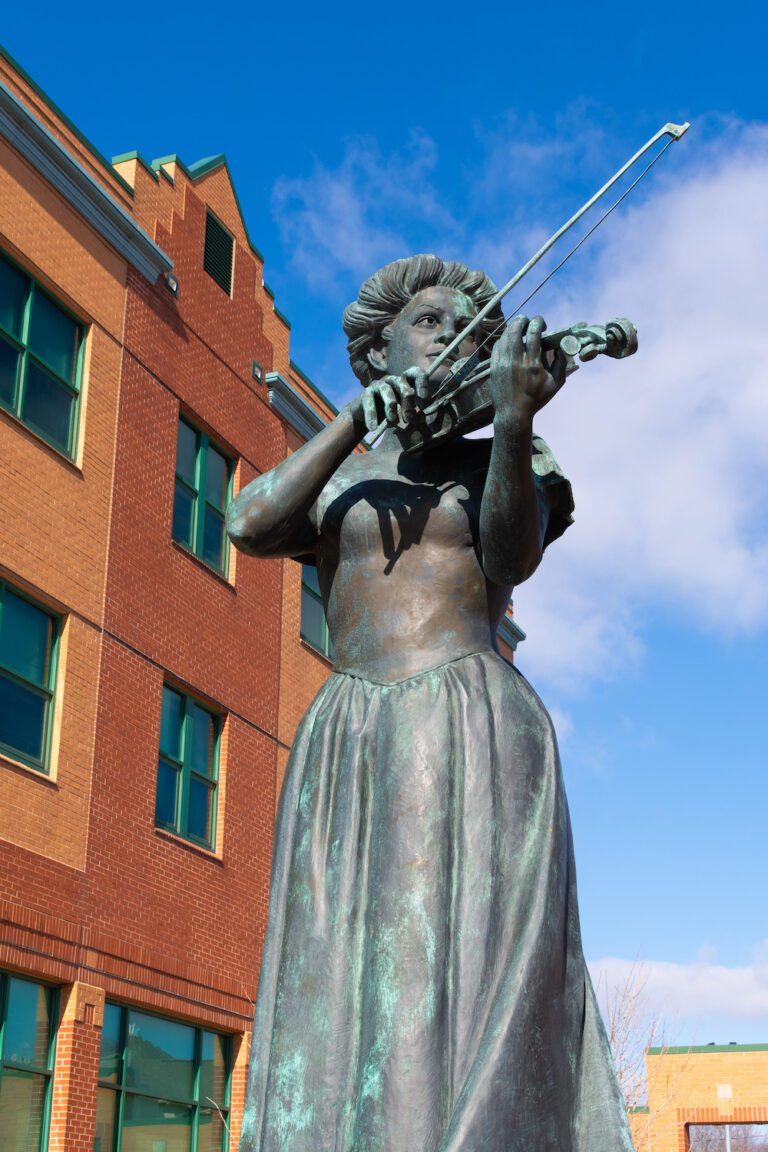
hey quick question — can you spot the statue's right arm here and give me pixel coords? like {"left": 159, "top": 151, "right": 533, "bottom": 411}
{"left": 226, "top": 400, "right": 368, "bottom": 559}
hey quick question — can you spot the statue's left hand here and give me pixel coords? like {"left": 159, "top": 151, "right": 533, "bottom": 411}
{"left": 489, "top": 315, "right": 567, "bottom": 424}
{"left": 359, "top": 367, "right": 429, "bottom": 431}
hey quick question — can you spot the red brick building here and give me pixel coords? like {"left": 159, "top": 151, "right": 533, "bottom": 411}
{"left": 0, "top": 47, "right": 340, "bottom": 1152}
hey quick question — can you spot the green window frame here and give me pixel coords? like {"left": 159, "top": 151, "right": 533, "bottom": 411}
{"left": 0, "top": 971, "right": 57, "bottom": 1152}
{"left": 0, "top": 250, "right": 84, "bottom": 458}
{"left": 96, "top": 1002, "right": 231, "bottom": 1152}
{"left": 172, "top": 417, "right": 233, "bottom": 576}
{"left": 155, "top": 685, "right": 221, "bottom": 850}
{"left": 300, "top": 564, "right": 332, "bottom": 659}
{"left": 0, "top": 581, "right": 59, "bottom": 774}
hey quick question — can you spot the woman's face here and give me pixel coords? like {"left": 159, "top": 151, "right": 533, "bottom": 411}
{"left": 377, "top": 286, "right": 479, "bottom": 389}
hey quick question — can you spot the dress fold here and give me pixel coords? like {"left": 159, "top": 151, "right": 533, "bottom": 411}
{"left": 241, "top": 651, "right": 632, "bottom": 1152}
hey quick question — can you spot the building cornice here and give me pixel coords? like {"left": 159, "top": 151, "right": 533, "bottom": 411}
{"left": 0, "top": 81, "right": 172, "bottom": 282}
{"left": 498, "top": 614, "right": 526, "bottom": 651}
{"left": 266, "top": 372, "right": 327, "bottom": 442}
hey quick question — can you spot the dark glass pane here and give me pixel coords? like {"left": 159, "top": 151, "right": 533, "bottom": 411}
{"left": 302, "top": 563, "right": 321, "bottom": 596}
{"left": 121, "top": 1094, "right": 192, "bottom": 1152}
{"left": 160, "top": 687, "right": 182, "bottom": 759}
{"left": 0, "top": 336, "right": 20, "bottom": 407}
{"left": 28, "top": 289, "right": 78, "bottom": 382}
{"left": 176, "top": 420, "right": 198, "bottom": 486}
{"left": 205, "top": 447, "right": 228, "bottom": 510}
{"left": 188, "top": 777, "right": 213, "bottom": 843}
{"left": 125, "top": 1010, "right": 195, "bottom": 1100}
{"left": 155, "top": 759, "right": 180, "bottom": 828}
{"left": 300, "top": 589, "right": 326, "bottom": 652}
{"left": 4, "top": 978, "right": 50, "bottom": 1067}
{"left": 197, "top": 1108, "right": 226, "bottom": 1152}
{"left": 188, "top": 703, "right": 214, "bottom": 777}
{"left": 0, "top": 588, "right": 52, "bottom": 686}
{"left": 0, "top": 675, "right": 46, "bottom": 762}
{"left": 0, "top": 258, "right": 28, "bottom": 340}
{"left": 94, "top": 1087, "right": 117, "bottom": 1152}
{"left": 21, "top": 360, "right": 73, "bottom": 453}
{"left": 202, "top": 508, "right": 225, "bottom": 571}
{"left": 200, "top": 1033, "right": 227, "bottom": 1107}
{"left": 99, "top": 1003, "right": 123, "bottom": 1083}
{"left": 172, "top": 482, "right": 195, "bottom": 550}
{"left": 0, "top": 1068, "right": 46, "bottom": 1152}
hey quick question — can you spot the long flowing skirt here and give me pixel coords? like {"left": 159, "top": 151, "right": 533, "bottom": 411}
{"left": 241, "top": 651, "right": 633, "bottom": 1151}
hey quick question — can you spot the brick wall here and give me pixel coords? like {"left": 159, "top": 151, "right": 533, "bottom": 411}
{"left": 0, "top": 52, "right": 338, "bottom": 1151}
{"left": 631, "top": 1046, "right": 768, "bottom": 1151}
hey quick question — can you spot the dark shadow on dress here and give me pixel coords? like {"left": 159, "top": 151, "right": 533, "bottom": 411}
{"left": 322, "top": 479, "right": 461, "bottom": 574}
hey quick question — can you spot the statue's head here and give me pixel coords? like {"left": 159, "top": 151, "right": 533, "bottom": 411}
{"left": 343, "top": 255, "right": 503, "bottom": 386}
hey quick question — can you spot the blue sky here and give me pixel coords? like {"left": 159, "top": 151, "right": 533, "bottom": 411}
{"left": 4, "top": 0, "right": 767, "bottom": 1052}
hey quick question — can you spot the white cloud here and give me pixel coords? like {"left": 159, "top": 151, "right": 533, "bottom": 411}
{"left": 272, "top": 115, "right": 768, "bottom": 695}
{"left": 590, "top": 948, "right": 768, "bottom": 1039}
{"left": 514, "top": 123, "right": 768, "bottom": 692}
{"left": 271, "top": 133, "right": 457, "bottom": 292}
{"left": 547, "top": 704, "right": 575, "bottom": 747}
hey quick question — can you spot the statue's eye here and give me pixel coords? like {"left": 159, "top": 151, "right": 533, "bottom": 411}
{"left": 416, "top": 314, "right": 438, "bottom": 327}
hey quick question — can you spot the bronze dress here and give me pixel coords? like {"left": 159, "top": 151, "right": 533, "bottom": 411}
{"left": 240, "top": 440, "right": 633, "bottom": 1152}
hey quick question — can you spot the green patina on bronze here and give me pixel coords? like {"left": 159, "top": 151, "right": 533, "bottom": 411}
{"left": 229, "top": 254, "right": 635, "bottom": 1151}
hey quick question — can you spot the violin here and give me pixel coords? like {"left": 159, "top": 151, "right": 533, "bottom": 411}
{"left": 402, "top": 317, "right": 638, "bottom": 452}
{"left": 369, "top": 120, "right": 688, "bottom": 451}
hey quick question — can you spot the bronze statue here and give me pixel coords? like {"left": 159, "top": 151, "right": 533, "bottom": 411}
{"left": 228, "top": 252, "right": 636, "bottom": 1151}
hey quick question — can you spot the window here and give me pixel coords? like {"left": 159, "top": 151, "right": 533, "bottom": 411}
{"left": 155, "top": 685, "right": 220, "bottom": 849}
{"left": 689, "top": 1124, "right": 768, "bottom": 1150}
{"left": 96, "top": 1003, "right": 231, "bottom": 1152}
{"left": 203, "top": 211, "right": 234, "bottom": 295}
{"left": 172, "top": 417, "right": 232, "bottom": 575}
{"left": 300, "top": 564, "right": 332, "bottom": 659}
{"left": 0, "top": 251, "right": 83, "bottom": 457}
{"left": 0, "top": 972, "right": 56, "bottom": 1152}
{"left": 0, "top": 582, "right": 59, "bottom": 773}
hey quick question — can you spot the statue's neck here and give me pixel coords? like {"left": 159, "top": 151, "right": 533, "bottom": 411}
{"left": 373, "top": 412, "right": 452, "bottom": 454}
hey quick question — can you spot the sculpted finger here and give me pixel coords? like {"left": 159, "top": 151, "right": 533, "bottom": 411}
{"left": 527, "top": 315, "right": 545, "bottom": 359}
{"left": 509, "top": 314, "right": 528, "bottom": 355}
{"left": 398, "top": 379, "right": 417, "bottom": 423}
{"left": 548, "top": 346, "right": 568, "bottom": 389}
{"left": 379, "top": 380, "right": 399, "bottom": 425}
{"left": 403, "top": 366, "right": 429, "bottom": 403}
{"left": 362, "top": 388, "right": 379, "bottom": 432}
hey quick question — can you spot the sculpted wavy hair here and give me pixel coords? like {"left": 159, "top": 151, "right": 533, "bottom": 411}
{"left": 343, "top": 255, "right": 503, "bottom": 386}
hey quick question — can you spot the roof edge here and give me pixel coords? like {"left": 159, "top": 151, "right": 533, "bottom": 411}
{"left": 289, "top": 360, "right": 339, "bottom": 418}
{"left": 151, "top": 152, "right": 265, "bottom": 263}
{"left": 267, "top": 372, "right": 327, "bottom": 442}
{"left": 648, "top": 1044, "right": 768, "bottom": 1055}
{"left": 0, "top": 43, "right": 134, "bottom": 197}
{"left": 0, "top": 80, "right": 172, "bottom": 282}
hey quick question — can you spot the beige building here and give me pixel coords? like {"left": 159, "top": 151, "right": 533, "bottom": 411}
{"left": 630, "top": 1044, "right": 768, "bottom": 1151}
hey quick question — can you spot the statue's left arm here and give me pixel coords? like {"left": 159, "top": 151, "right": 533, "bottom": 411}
{"left": 479, "top": 315, "right": 568, "bottom": 587}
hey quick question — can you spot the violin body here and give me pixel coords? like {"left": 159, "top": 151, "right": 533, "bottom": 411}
{"left": 404, "top": 318, "right": 638, "bottom": 452}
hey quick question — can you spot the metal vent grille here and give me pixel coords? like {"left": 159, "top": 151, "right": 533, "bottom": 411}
{"left": 204, "top": 211, "right": 234, "bottom": 294}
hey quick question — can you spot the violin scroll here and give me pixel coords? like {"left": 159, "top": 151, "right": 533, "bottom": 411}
{"left": 546, "top": 317, "right": 638, "bottom": 365}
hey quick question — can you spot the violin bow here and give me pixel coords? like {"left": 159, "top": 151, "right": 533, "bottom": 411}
{"left": 369, "top": 120, "right": 690, "bottom": 442}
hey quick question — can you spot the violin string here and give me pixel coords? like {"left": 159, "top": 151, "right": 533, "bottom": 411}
{"left": 429, "top": 135, "right": 678, "bottom": 406}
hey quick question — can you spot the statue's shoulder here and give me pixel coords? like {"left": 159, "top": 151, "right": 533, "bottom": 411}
{"left": 451, "top": 433, "right": 568, "bottom": 481}
{"left": 531, "top": 435, "right": 575, "bottom": 547}
{"left": 531, "top": 435, "right": 568, "bottom": 482}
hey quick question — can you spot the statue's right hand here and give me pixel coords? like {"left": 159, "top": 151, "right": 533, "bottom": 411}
{"left": 358, "top": 368, "right": 428, "bottom": 432}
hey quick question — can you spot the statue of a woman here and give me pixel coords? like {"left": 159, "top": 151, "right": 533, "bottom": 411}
{"left": 228, "top": 255, "right": 633, "bottom": 1151}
